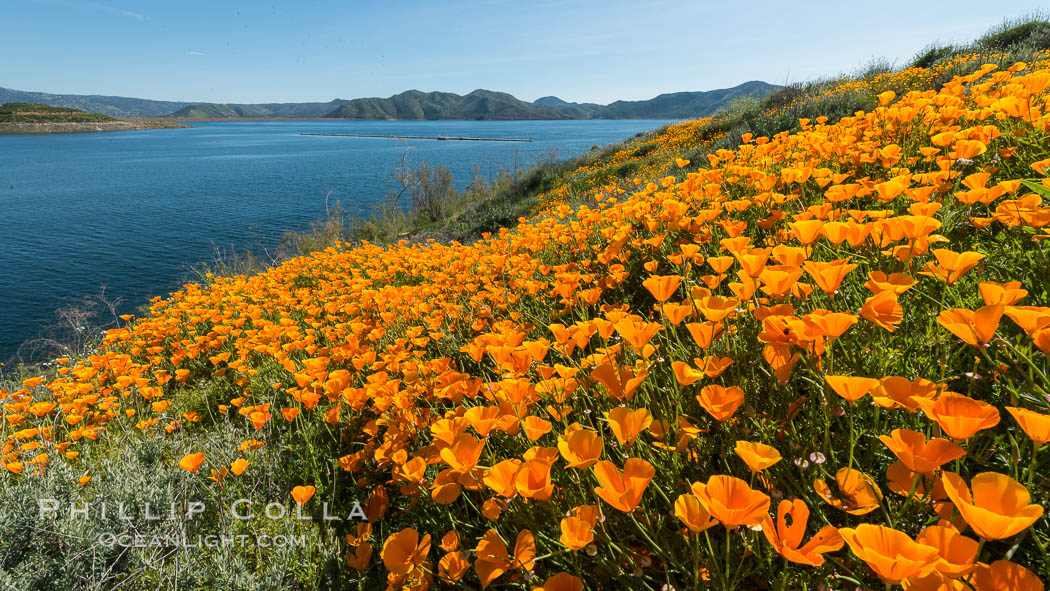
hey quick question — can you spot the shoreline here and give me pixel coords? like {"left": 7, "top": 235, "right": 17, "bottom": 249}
{"left": 0, "top": 119, "right": 190, "bottom": 134}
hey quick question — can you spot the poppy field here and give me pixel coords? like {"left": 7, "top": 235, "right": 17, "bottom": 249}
{"left": 4, "top": 31, "right": 1050, "bottom": 591}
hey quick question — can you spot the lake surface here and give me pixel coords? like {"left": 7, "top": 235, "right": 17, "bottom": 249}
{"left": 0, "top": 119, "right": 673, "bottom": 361}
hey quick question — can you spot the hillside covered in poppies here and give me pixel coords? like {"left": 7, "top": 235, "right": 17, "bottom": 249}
{"left": 3, "top": 19, "right": 1050, "bottom": 591}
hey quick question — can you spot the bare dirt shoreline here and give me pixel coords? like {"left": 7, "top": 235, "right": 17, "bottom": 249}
{"left": 0, "top": 119, "right": 190, "bottom": 134}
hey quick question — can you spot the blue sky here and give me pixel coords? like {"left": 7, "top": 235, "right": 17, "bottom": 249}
{"left": 2, "top": 0, "right": 1047, "bottom": 104}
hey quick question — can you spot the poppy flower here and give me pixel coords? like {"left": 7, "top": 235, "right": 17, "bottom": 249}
{"left": 559, "top": 516, "right": 594, "bottom": 550}
{"left": 230, "top": 458, "right": 250, "bottom": 476}
{"left": 937, "top": 304, "right": 1004, "bottom": 347}
{"left": 695, "top": 296, "right": 739, "bottom": 322}
{"left": 871, "top": 376, "right": 939, "bottom": 411}
{"left": 592, "top": 458, "right": 655, "bottom": 512}
{"left": 923, "top": 249, "right": 985, "bottom": 285}
{"left": 440, "top": 530, "right": 460, "bottom": 552}
{"left": 514, "top": 458, "right": 554, "bottom": 501}
{"left": 915, "top": 393, "right": 1000, "bottom": 440}
{"left": 761, "top": 499, "right": 843, "bottom": 566}
{"left": 696, "top": 384, "right": 745, "bottom": 422}
{"left": 838, "top": 524, "right": 940, "bottom": 584}
{"left": 914, "top": 524, "right": 978, "bottom": 578}
{"left": 345, "top": 541, "right": 373, "bottom": 570}
{"left": 979, "top": 281, "right": 1028, "bottom": 305}
{"left": 439, "top": 433, "right": 486, "bottom": 475}
{"left": 734, "top": 440, "right": 782, "bottom": 472}
{"left": 178, "top": 452, "right": 205, "bottom": 473}
{"left": 291, "top": 485, "right": 315, "bottom": 505}
{"left": 557, "top": 424, "right": 603, "bottom": 468}
{"left": 971, "top": 560, "right": 1044, "bottom": 591}
{"left": 685, "top": 320, "right": 724, "bottom": 349}
{"left": 521, "top": 416, "right": 553, "bottom": 441}
{"left": 1006, "top": 406, "right": 1050, "bottom": 444}
{"left": 861, "top": 291, "right": 903, "bottom": 332}
{"left": 474, "top": 529, "right": 535, "bottom": 589}
{"left": 672, "top": 361, "right": 704, "bottom": 386}
{"left": 533, "top": 572, "right": 584, "bottom": 591}
{"left": 605, "top": 407, "right": 652, "bottom": 446}
{"left": 803, "top": 259, "right": 857, "bottom": 295}
{"left": 813, "top": 467, "right": 882, "bottom": 515}
{"left": 941, "top": 471, "right": 1044, "bottom": 540}
{"left": 878, "top": 429, "right": 965, "bottom": 473}
{"left": 825, "top": 375, "right": 879, "bottom": 403}
{"left": 642, "top": 274, "right": 682, "bottom": 302}
{"left": 690, "top": 474, "right": 770, "bottom": 527}
{"left": 865, "top": 271, "right": 917, "bottom": 295}
{"left": 674, "top": 493, "right": 719, "bottom": 533}
{"left": 437, "top": 551, "right": 470, "bottom": 583}
{"left": 381, "top": 528, "right": 431, "bottom": 576}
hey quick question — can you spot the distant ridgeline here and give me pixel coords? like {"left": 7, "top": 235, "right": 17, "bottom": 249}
{"left": 319, "top": 82, "right": 779, "bottom": 120}
{"left": 0, "top": 82, "right": 780, "bottom": 120}
{"left": 0, "top": 103, "right": 113, "bottom": 123}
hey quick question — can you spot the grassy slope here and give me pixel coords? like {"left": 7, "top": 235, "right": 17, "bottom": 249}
{"left": 4, "top": 19, "right": 1050, "bottom": 591}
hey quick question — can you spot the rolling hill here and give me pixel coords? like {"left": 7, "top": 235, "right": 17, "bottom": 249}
{"left": 322, "top": 82, "right": 778, "bottom": 120}
{"left": 0, "top": 87, "right": 193, "bottom": 117}
{"left": 1, "top": 82, "right": 778, "bottom": 121}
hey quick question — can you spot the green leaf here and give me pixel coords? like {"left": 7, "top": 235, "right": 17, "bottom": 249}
{"left": 1021, "top": 180, "right": 1050, "bottom": 199}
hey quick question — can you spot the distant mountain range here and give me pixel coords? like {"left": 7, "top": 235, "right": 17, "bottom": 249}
{"left": 0, "top": 87, "right": 194, "bottom": 118}
{"left": 0, "top": 81, "right": 778, "bottom": 120}
{"left": 321, "top": 82, "right": 778, "bottom": 120}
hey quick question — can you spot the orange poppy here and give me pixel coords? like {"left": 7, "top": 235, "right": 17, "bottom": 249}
{"left": 178, "top": 452, "right": 205, "bottom": 473}
{"left": 696, "top": 384, "right": 745, "bottom": 422}
{"left": 592, "top": 458, "right": 655, "bottom": 512}
{"left": 937, "top": 304, "right": 1004, "bottom": 347}
{"left": 674, "top": 493, "right": 719, "bottom": 533}
{"left": 514, "top": 458, "right": 554, "bottom": 501}
{"left": 865, "top": 271, "right": 917, "bottom": 295}
{"left": 291, "top": 485, "right": 315, "bottom": 505}
{"left": 979, "top": 281, "right": 1028, "bottom": 305}
{"left": 345, "top": 541, "right": 373, "bottom": 571}
{"left": 803, "top": 259, "right": 857, "bottom": 295}
{"left": 690, "top": 474, "right": 770, "bottom": 527}
{"left": 1006, "top": 406, "right": 1050, "bottom": 444}
{"left": 230, "top": 458, "right": 250, "bottom": 476}
{"left": 971, "top": 560, "right": 1044, "bottom": 591}
{"left": 941, "top": 471, "right": 1044, "bottom": 540}
{"left": 605, "top": 406, "right": 652, "bottom": 446}
{"left": 642, "top": 274, "right": 683, "bottom": 303}
{"left": 672, "top": 361, "right": 704, "bottom": 386}
{"left": 813, "top": 467, "right": 882, "bottom": 515}
{"left": 533, "top": 572, "right": 584, "bottom": 591}
{"left": 557, "top": 424, "right": 603, "bottom": 469}
{"left": 521, "top": 416, "right": 553, "bottom": 441}
{"left": 860, "top": 290, "right": 903, "bottom": 332}
{"left": 838, "top": 524, "right": 940, "bottom": 584}
{"left": 440, "top": 530, "right": 460, "bottom": 552}
{"left": 915, "top": 393, "right": 1000, "bottom": 440}
{"left": 923, "top": 249, "right": 985, "bottom": 285}
{"left": 439, "top": 433, "right": 486, "bottom": 475}
{"left": 878, "top": 429, "right": 965, "bottom": 473}
{"left": 761, "top": 499, "right": 843, "bottom": 566}
{"left": 734, "top": 440, "right": 782, "bottom": 472}
{"left": 381, "top": 528, "right": 431, "bottom": 576}
{"left": 825, "top": 375, "right": 879, "bottom": 403}
{"left": 474, "top": 529, "right": 535, "bottom": 589}
{"left": 437, "top": 551, "right": 471, "bottom": 583}
{"left": 870, "top": 376, "right": 940, "bottom": 411}
{"left": 559, "top": 516, "right": 594, "bottom": 550}
{"left": 915, "top": 524, "right": 978, "bottom": 578}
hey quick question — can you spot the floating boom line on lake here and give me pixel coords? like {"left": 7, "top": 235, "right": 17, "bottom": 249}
{"left": 299, "top": 132, "right": 533, "bottom": 142}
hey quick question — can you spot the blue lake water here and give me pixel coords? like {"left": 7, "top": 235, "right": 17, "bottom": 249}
{"left": 0, "top": 119, "right": 673, "bottom": 361}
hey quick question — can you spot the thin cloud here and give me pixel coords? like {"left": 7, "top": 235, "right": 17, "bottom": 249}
{"left": 186, "top": 50, "right": 207, "bottom": 56}
{"left": 30, "top": 0, "right": 149, "bottom": 21}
